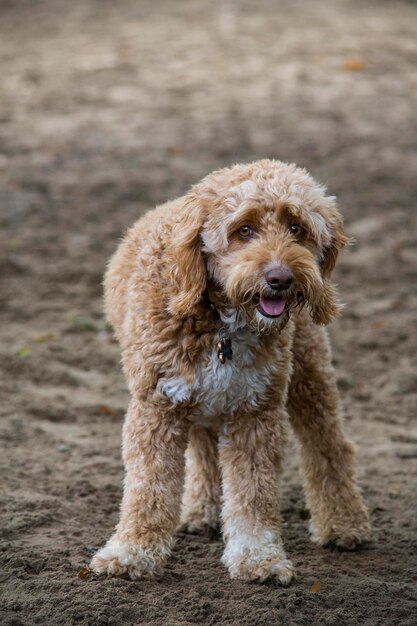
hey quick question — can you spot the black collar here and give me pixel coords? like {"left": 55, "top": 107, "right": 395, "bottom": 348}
{"left": 201, "top": 290, "right": 233, "bottom": 364}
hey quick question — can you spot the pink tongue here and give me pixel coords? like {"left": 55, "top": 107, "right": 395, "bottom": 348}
{"left": 260, "top": 296, "right": 286, "bottom": 316}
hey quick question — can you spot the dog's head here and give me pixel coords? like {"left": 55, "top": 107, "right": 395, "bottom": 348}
{"left": 169, "top": 160, "right": 349, "bottom": 330}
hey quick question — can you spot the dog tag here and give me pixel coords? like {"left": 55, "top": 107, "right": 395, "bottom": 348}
{"left": 217, "top": 329, "right": 233, "bottom": 364}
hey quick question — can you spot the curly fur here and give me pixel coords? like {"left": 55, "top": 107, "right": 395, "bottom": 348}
{"left": 91, "top": 159, "right": 370, "bottom": 584}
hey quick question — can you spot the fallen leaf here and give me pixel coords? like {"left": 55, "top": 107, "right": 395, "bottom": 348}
{"left": 17, "top": 346, "right": 31, "bottom": 358}
{"left": 371, "top": 320, "right": 386, "bottom": 330}
{"left": 98, "top": 404, "right": 117, "bottom": 416}
{"left": 342, "top": 57, "right": 365, "bottom": 71}
{"left": 310, "top": 579, "right": 321, "bottom": 593}
{"left": 78, "top": 566, "right": 92, "bottom": 580}
{"left": 67, "top": 314, "right": 98, "bottom": 332}
{"left": 32, "top": 333, "right": 59, "bottom": 343}
{"left": 167, "top": 145, "right": 184, "bottom": 155}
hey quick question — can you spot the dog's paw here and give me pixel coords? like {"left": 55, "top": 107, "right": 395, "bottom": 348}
{"left": 232, "top": 555, "right": 296, "bottom": 585}
{"left": 309, "top": 515, "right": 371, "bottom": 551}
{"left": 90, "top": 538, "right": 169, "bottom": 580}
{"left": 178, "top": 505, "right": 220, "bottom": 537}
{"left": 222, "top": 544, "right": 296, "bottom": 585}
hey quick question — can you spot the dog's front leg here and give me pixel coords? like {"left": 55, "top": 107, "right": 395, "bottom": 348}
{"left": 219, "top": 412, "right": 295, "bottom": 585}
{"left": 90, "top": 398, "right": 189, "bottom": 580}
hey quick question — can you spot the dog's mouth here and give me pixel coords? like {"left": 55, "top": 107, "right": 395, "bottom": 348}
{"left": 257, "top": 294, "right": 287, "bottom": 319}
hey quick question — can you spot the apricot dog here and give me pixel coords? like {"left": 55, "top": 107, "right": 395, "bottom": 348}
{"left": 91, "top": 159, "right": 370, "bottom": 584}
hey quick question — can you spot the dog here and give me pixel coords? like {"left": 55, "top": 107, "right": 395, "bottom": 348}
{"left": 90, "top": 159, "right": 370, "bottom": 584}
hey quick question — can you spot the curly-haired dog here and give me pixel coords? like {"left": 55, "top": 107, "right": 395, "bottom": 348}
{"left": 90, "top": 159, "right": 370, "bottom": 584}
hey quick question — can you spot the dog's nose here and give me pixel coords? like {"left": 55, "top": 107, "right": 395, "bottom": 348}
{"left": 265, "top": 266, "right": 293, "bottom": 290}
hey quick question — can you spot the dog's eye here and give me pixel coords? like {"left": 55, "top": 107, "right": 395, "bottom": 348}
{"left": 289, "top": 223, "right": 303, "bottom": 238}
{"left": 237, "top": 225, "right": 253, "bottom": 238}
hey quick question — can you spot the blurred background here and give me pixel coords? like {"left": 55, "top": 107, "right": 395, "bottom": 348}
{"left": 1, "top": 1, "right": 416, "bottom": 625}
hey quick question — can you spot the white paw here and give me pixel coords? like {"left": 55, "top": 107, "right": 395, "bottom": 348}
{"left": 222, "top": 542, "right": 296, "bottom": 585}
{"left": 90, "top": 538, "right": 170, "bottom": 580}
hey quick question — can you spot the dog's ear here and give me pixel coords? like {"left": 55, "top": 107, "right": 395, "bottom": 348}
{"left": 168, "top": 193, "right": 207, "bottom": 319}
{"left": 311, "top": 213, "right": 350, "bottom": 325}
{"left": 320, "top": 221, "right": 350, "bottom": 279}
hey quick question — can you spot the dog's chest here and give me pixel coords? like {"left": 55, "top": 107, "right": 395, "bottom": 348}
{"left": 159, "top": 328, "right": 280, "bottom": 424}
{"left": 193, "top": 346, "right": 273, "bottom": 424}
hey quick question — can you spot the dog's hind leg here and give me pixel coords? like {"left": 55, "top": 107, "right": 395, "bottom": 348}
{"left": 287, "top": 321, "right": 371, "bottom": 550}
{"left": 178, "top": 425, "right": 221, "bottom": 536}
{"left": 90, "top": 397, "right": 189, "bottom": 580}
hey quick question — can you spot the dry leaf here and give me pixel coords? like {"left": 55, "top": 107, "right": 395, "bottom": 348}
{"left": 78, "top": 566, "right": 92, "bottom": 580}
{"left": 310, "top": 579, "right": 321, "bottom": 593}
{"left": 371, "top": 320, "right": 386, "bottom": 330}
{"left": 32, "top": 333, "right": 59, "bottom": 343}
{"left": 167, "top": 145, "right": 184, "bottom": 155}
{"left": 342, "top": 57, "right": 365, "bottom": 71}
{"left": 98, "top": 404, "right": 117, "bottom": 416}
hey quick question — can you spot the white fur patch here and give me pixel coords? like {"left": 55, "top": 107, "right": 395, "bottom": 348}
{"left": 222, "top": 526, "right": 281, "bottom": 562}
{"left": 158, "top": 377, "right": 192, "bottom": 405}
{"left": 193, "top": 326, "right": 279, "bottom": 425}
{"left": 90, "top": 537, "right": 173, "bottom": 579}
{"left": 218, "top": 307, "right": 247, "bottom": 333}
{"left": 159, "top": 319, "right": 281, "bottom": 424}
{"left": 228, "top": 180, "right": 258, "bottom": 204}
{"left": 92, "top": 537, "right": 170, "bottom": 568}
{"left": 254, "top": 307, "right": 289, "bottom": 332}
{"left": 310, "top": 211, "right": 331, "bottom": 247}
{"left": 94, "top": 539, "right": 145, "bottom": 567}
{"left": 221, "top": 517, "right": 288, "bottom": 577}
{"left": 202, "top": 180, "right": 259, "bottom": 253}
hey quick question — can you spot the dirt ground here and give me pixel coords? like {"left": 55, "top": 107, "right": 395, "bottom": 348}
{"left": 1, "top": 0, "right": 417, "bottom": 624}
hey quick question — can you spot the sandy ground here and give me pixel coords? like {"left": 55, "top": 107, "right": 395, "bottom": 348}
{"left": 1, "top": 0, "right": 417, "bottom": 624}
